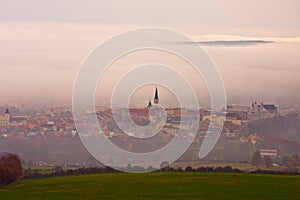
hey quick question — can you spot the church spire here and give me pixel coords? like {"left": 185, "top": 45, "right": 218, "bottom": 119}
{"left": 147, "top": 100, "right": 152, "bottom": 108}
{"left": 154, "top": 86, "right": 159, "bottom": 104}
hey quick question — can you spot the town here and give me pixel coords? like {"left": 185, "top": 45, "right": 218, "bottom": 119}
{"left": 0, "top": 91, "right": 300, "bottom": 168}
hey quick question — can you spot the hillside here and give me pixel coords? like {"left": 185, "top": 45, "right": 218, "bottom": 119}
{"left": 1, "top": 173, "right": 300, "bottom": 199}
{"left": 0, "top": 114, "right": 299, "bottom": 165}
{"left": 244, "top": 114, "right": 300, "bottom": 155}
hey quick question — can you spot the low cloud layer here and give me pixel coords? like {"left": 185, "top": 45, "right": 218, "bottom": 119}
{"left": 0, "top": 22, "right": 300, "bottom": 106}
{"left": 189, "top": 40, "right": 274, "bottom": 47}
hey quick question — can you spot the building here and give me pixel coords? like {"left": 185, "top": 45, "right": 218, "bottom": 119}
{"left": 0, "top": 108, "right": 28, "bottom": 126}
{"left": 248, "top": 102, "right": 278, "bottom": 121}
{"left": 147, "top": 86, "right": 165, "bottom": 124}
{"left": 261, "top": 104, "right": 278, "bottom": 118}
{"left": 226, "top": 102, "right": 278, "bottom": 122}
{"left": 259, "top": 149, "right": 277, "bottom": 158}
{"left": 226, "top": 104, "right": 251, "bottom": 121}
{"left": 154, "top": 86, "right": 159, "bottom": 104}
{"left": 0, "top": 109, "right": 10, "bottom": 125}
{"left": 147, "top": 86, "right": 160, "bottom": 108}
{"left": 147, "top": 100, "right": 152, "bottom": 108}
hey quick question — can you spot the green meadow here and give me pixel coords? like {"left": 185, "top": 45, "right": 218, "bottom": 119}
{"left": 1, "top": 172, "right": 300, "bottom": 200}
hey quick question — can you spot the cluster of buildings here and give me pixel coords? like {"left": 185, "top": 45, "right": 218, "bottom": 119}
{"left": 98, "top": 87, "right": 279, "bottom": 139}
{"left": 0, "top": 87, "right": 280, "bottom": 140}
{"left": 0, "top": 87, "right": 295, "bottom": 163}
{"left": 1, "top": 86, "right": 300, "bottom": 171}
{"left": 225, "top": 102, "right": 278, "bottom": 125}
{"left": 0, "top": 106, "right": 76, "bottom": 138}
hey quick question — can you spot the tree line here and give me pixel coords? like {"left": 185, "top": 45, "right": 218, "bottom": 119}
{"left": 22, "top": 165, "right": 250, "bottom": 179}
{"left": 22, "top": 163, "right": 300, "bottom": 180}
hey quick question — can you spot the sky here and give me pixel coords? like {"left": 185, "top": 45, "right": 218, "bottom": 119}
{"left": 0, "top": 0, "right": 300, "bottom": 107}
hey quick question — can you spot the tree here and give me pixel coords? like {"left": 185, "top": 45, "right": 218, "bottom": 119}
{"left": 263, "top": 156, "right": 273, "bottom": 168}
{"left": 282, "top": 155, "right": 299, "bottom": 172}
{"left": 53, "top": 166, "right": 64, "bottom": 176}
{"left": 0, "top": 153, "right": 23, "bottom": 187}
{"left": 251, "top": 151, "right": 261, "bottom": 167}
{"left": 290, "top": 155, "right": 299, "bottom": 167}
{"left": 185, "top": 166, "right": 193, "bottom": 172}
{"left": 282, "top": 156, "right": 289, "bottom": 166}
{"left": 160, "top": 161, "right": 170, "bottom": 171}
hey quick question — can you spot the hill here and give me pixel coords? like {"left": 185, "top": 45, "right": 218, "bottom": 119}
{"left": 1, "top": 172, "right": 300, "bottom": 199}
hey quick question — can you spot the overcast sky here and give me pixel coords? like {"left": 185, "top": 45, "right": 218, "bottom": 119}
{"left": 0, "top": 0, "right": 300, "bottom": 107}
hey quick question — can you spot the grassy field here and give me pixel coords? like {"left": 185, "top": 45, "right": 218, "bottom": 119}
{"left": 1, "top": 172, "right": 300, "bottom": 199}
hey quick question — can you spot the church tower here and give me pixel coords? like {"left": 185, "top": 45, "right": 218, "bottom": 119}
{"left": 147, "top": 100, "right": 152, "bottom": 108}
{"left": 154, "top": 86, "right": 159, "bottom": 104}
{"left": 4, "top": 108, "right": 10, "bottom": 123}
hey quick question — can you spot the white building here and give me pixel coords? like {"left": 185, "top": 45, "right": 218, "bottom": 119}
{"left": 259, "top": 149, "right": 278, "bottom": 158}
